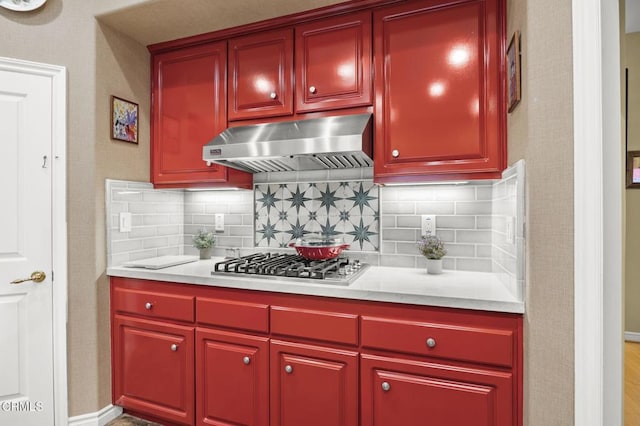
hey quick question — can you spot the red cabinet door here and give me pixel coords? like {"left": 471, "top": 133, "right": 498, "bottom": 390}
{"left": 373, "top": 0, "right": 505, "bottom": 183}
{"left": 270, "top": 340, "right": 358, "bottom": 426}
{"left": 228, "top": 29, "right": 293, "bottom": 120}
{"left": 361, "top": 353, "right": 514, "bottom": 426}
{"left": 295, "top": 11, "right": 372, "bottom": 113}
{"left": 113, "top": 315, "right": 194, "bottom": 425}
{"left": 196, "top": 328, "right": 269, "bottom": 426}
{"left": 151, "top": 42, "right": 251, "bottom": 189}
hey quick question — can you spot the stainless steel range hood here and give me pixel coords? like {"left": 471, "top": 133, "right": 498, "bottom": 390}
{"left": 202, "top": 113, "right": 373, "bottom": 173}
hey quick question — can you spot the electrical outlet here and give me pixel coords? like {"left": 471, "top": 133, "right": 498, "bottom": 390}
{"left": 119, "top": 212, "right": 132, "bottom": 233}
{"left": 421, "top": 215, "right": 436, "bottom": 236}
{"left": 214, "top": 213, "right": 225, "bottom": 231}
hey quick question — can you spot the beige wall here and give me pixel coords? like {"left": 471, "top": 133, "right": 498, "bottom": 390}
{"left": 0, "top": 0, "right": 149, "bottom": 415}
{"left": 0, "top": 0, "right": 577, "bottom": 422}
{"left": 626, "top": 32, "right": 640, "bottom": 333}
{"left": 507, "top": 0, "right": 575, "bottom": 424}
{"left": 94, "top": 23, "right": 151, "bottom": 408}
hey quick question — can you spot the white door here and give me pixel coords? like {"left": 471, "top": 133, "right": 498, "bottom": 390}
{"left": 0, "top": 63, "right": 56, "bottom": 425}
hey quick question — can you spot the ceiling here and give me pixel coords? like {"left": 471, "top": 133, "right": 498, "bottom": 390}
{"left": 97, "top": 0, "right": 640, "bottom": 46}
{"left": 95, "top": 0, "right": 347, "bottom": 47}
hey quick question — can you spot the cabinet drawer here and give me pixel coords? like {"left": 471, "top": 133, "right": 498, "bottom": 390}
{"left": 196, "top": 297, "right": 269, "bottom": 333}
{"left": 271, "top": 306, "right": 358, "bottom": 346}
{"left": 112, "top": 287, "right": 195, "bottom": 323}
{"left": 361, "top": 316, "right": 514, "bottom": 367}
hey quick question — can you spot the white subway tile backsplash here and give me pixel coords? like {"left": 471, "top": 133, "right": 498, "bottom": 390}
{"left": 455, "top": 201, "right": 492, "bottom": 215}
{"left": 456, "top": 230, "right": 492, "bottom": 244}
{"left": 436, "top": 215, "right": 476, "bottom": 229}
{"left": 143, "top": 237, "right": 170, "bottom": 249}
{"left": 382, "top": 228, "right": 418, "bottom": 242}
{"left": 476, "top": 244, "right": 493, "bottom": 258}
{"left": 396, "top": 215, "right": 421, "bottom": 228}
{"left": 380, "top": 201, "right": 415, "bottom": 214}
{"left": 106, "top": 180, "right": 185, "bottom": 266}
{"left": 106, "top": 160, "right": 525, "bottom": 299}
{"left": 443, "top": 243, "right": 476, "bottom": 257}
{"left": 415, "top": 201, "right": 455, "bottom": 215}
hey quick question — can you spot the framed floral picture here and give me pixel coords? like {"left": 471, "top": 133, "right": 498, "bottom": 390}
{"left": 506, "top": 31, "right": 521, "bottom": 113}
{"left": 627, "top": 151, "right": 640, "bottom": 188}
{"left": 111, "top": 96, "right": 138, "bottom": 143}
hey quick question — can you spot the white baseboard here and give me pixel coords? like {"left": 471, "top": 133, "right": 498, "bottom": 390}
{"left": 625, "top": 331, "right": 640, "bottom": 342}
{"left": 68, "top": 404, "right": 122, "bottom": 426}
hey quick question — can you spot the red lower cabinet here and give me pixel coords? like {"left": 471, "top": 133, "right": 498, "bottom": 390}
{"left": 112, "top": 315, "right": 195, "bottom": 425}
{"left": 270, "top": 339, "right": 359, "bottom": 426}
{"left": 196, "top": 328, "right": 269, "bottom": 426}
{"left": 361, "top": 354, "right": 513, "bottom": 426}
{"left": 111, "top": 277, "right": 522, "bottom": 426}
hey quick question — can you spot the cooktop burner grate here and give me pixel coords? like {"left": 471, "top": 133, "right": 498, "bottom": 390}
{"left": 212, "top": 253, "right": 367, "bottom": 284}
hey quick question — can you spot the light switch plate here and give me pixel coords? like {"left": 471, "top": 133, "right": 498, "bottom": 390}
{"left": 119, "top": 212, "right": 132, "bottom": 233}
{"left": 215, "top": 213, "right": 224, "bottom": 231}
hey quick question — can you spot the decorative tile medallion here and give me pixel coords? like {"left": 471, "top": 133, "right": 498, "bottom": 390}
{"left": 255, "top": 181, "right": 379, "bottom": 251}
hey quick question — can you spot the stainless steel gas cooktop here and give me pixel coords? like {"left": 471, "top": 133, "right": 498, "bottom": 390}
{"left": 211, "top": 253, "right": 369, "bottom": 285}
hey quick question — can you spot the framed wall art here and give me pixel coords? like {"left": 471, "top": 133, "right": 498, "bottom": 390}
{"left": 627, "top": 151, "right": 640, "bottom": 188}
{"left": 111, "top": 96, "right": 138, "bottom": 144}
{"left": 506, "top": 30, "right": 521, "bottom": 113}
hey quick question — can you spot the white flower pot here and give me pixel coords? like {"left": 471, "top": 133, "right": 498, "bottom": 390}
{"left": 199, "top": 248, "right": 212, "bottom": 260}
{"left": 425, "top": 258, "right": 443, "bottom": 275}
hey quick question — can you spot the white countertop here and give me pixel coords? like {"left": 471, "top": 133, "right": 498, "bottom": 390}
{"left": 107, "top": 258, "right": 524, "bottom": 314}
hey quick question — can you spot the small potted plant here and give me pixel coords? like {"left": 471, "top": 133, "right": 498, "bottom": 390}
{"left": 417, "top": 234, "right": 447, "bottom": 274}
{"left": 193, "top": 228, "right": 216, "bottom": 260}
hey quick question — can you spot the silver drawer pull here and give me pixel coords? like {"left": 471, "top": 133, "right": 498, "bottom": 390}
{"left": 243, "top": 356, "right": 251, "bottom": 365}
{"left": 426, "top": 337, "right": 436, "bottom": 348}
{"left": 284, "top": 365, "right": 293, "bottom": 374}
{"left": 145, "top": 302, "right": 153, "bottom": 310}
{"left": 170, "top": 344, "right": 178, "bottom": 351}
{"left": 391, "top": 149, "right": 399, "bottom": 158}
{"left": 270, "top": 92, "right": 277, "bottom": 99}
{"left": 381, "top": 382, "right": 391, "bottom": 392}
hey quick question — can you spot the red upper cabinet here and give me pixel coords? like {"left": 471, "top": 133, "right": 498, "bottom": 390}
{"left": 151, "top": 42, "right": 252, "bottom": 189}
{"left": 373, "top": 0, "right": 506, "bottom": 183}
{"left": 228, "top": 29, "right": 294, "bottom": 121}
{"left": 295, "top": 11, "right": 372, "bottom": 113}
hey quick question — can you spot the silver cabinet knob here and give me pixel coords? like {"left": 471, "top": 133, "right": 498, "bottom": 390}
{"left": 206, "top": 160, "right": 213, "bottom": 167}
{"left": 426, "top": 337, "right": 436, "bottom": 348}
{"left": 171, "top": 344, "right": 178, "bottom": 351}
{"left": 243, "top": 356, "right": 251, "bottom": 365}
{"left": 284, "top": 365, "right": 293, "bottom": 374}
{"left": 309, "top": 86, "right": 317, "bottom": 94}
{"left": 145, "top": 302, "right": 153, "bottom": 310}
{"left": 270, "top": 92, "right": 277, "bottom": 99}
{"left": 381, "top": 382, "right": 391, "bottom": 392}
{"left": 391, "top": 149, "right": 399, "bottom": 158}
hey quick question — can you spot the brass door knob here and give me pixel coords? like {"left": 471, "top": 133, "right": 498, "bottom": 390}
{"left": 11, "top": 271, "right": 46, "bottom": 284}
